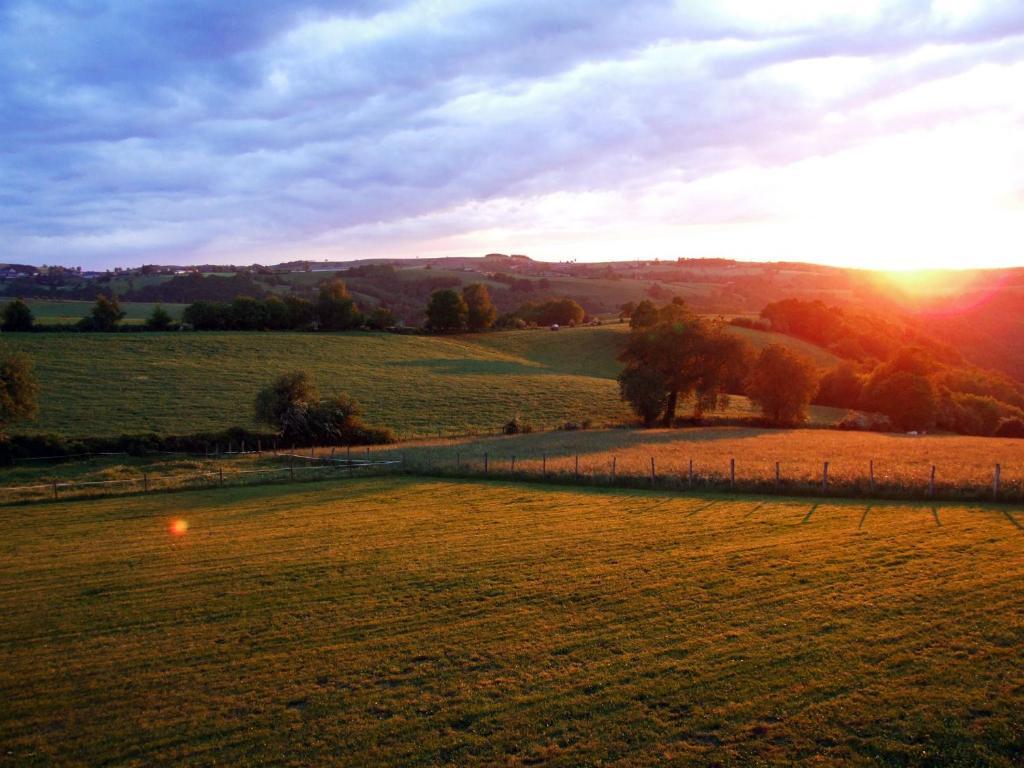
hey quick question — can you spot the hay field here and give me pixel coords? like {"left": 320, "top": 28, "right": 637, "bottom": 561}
{"left": 1, "top": 477, "right": 1021, "bottom": 766}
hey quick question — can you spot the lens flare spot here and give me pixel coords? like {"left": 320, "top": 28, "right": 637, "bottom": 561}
{"left": 171, "top": 518, "right": 189, "bottom": 536}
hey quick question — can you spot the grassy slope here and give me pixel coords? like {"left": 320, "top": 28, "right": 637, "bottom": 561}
{"left": 4, "top": 326, "right": 839, "bottom": 439}
{"left": 1, "top": 477, "right": 1021, "bottom": 766}
{"left": 23, "top": 299, "right": 186, "bottom": 325}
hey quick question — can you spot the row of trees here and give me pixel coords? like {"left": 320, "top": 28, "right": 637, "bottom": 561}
{"left": 183, "top": 280, "right": 394, "bottom": 331}
{"left": 1, "top": 296, "right": 174, "bottom": 332}
{"left": 815, "top": 350, "right": 1024, "bottom": 435}
{"left": 423, "top": 284, "right": 587, "bottom": 333}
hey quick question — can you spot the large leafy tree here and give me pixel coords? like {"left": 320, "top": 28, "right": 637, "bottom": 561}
{"left": 425, "top": 289, "right": 468, "bottom": 333}
{"left": 745, "top": 344, "right": 820, "bottom": 425}
{"left": 316, "top": 279, "right": 361, "bottom": 331}
{"left": 0, "top": 347, "right": 38, "bottom": 435}
{"left": 462, "top": 283, "right": 497, "bottom": 332}
{"left": 619, "top": 301, "right": 751, "bottom": 426}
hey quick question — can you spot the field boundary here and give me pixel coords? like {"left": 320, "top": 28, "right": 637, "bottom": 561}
{"left": 3, "top": 449, "right": 1022, "bottom": 507}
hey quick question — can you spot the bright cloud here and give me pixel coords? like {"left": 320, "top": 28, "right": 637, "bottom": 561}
{"left": 1, "top": 0, "right": 1022, "bottom": 269}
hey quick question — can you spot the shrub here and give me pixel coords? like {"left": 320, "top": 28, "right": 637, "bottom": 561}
{"left": 1, "top": 299, "right": 34, "bottom": 332}
{"left": 79, "top": 294, "right": 126, "bottom": 331}
{"left": 503, "top": 417, "right": 533, "bottom": 435}
{"left": 254, "top": 372, "right": 392, "bottom": 445}
{"left": 147, "top": 305, "right": 174, "bottom": 331}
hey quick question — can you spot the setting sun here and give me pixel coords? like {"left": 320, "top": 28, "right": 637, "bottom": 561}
{"left": 170, "top": 519, "right": 189, "bottom": 536}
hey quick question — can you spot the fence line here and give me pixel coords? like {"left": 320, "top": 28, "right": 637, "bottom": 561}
{"left": 1, "top": 456, "right": 401, "bottom": 505}
{"left": 2, "top": 450, "right": 1020, "bottom": 506}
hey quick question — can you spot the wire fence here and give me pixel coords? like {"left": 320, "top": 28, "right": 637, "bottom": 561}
{"left": 3, "top": 448, "right": 1022, "bottom": 506}
{"left": 0, "top": 455, "right": 402, "bottom": 505}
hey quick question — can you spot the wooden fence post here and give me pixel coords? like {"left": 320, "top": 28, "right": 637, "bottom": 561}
{"left": 288, "top": 459, "right": 293, "bottom": 482}
{"left": 456, "top": 452, "right": 461, "bottom": 470}
{"left": 688, "top": 459, "right": 693, "bottom": 489}
{"left": 484, "top": 453, "right": 489, "bottom": 475}
{"left": 994, "top": 463, "right": 1001, "bottom": 499}
{"left": 575, "top": 455, "right": 579, "bottom": 480}
{"left": 143, "top": 473, "right": 149, "bottom": 493}
{"left": 257, "top": 438, "right": 261, "bottom": 454}
{"left": 241, "top": 440, "right": 245, "bottom": 454}
{"left": 869, "top": 460, "right": 875, "bottom": 493}
{"left": 542, "top": 453, "right": 546, "bottom": 475}
{"left": 52, "top": 481, "right": 58, "bottom": 500}
{"left": 611, "top": 456, "right": 616, "bottom": 483}
{"left": 730, "top": 458, "right": 735, "bottom": 490}
{"left": 511, "top": 456, "right": 516, "bottom": 472}
{"left": 929, "top": 465, "right": 936, "bottom": 497}
{"left": 775, "top": 462, "right": 780, "bottom": 492}
{"left": 650, "top": 457, "right": 656, "bottom": 484}
{"left": 219, "top": 467, "right": 224, "bottom": 486}
{"left": 822, "top": 462, "right": 829, "bottom": 494}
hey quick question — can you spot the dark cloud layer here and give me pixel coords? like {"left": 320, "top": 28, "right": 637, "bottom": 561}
{"left": 1, "top": 0, "right": 1022, "bottom": 266}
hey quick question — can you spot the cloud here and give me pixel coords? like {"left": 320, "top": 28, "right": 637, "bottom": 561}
{"left": 1, "top": 0, "right": 1022, "bottom": 268}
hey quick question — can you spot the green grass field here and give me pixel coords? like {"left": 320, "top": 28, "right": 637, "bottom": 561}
{"left": 2, "top": 326, "right": 840, "bottom": 439}
{"left": 1, "top": 477, "right": 1021, "bottom": 765}
{"left": 21, "top": 299, "right": 187, "bottom": 326}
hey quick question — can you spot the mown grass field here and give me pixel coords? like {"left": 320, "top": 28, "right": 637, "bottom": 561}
{"left": 2, "top": 326, "right": 840, "bottom": 439}
{"left": 22, "top": 299, "right": 186, "bottom": 325}
{"left": 1, "top": 477, "right": 1021, "bottom": 766}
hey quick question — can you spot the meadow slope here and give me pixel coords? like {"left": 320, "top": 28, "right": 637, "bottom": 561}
{"left": 3, "top": 326, "right": 839, "bottom": 439}
{"left": 0, "top": 477, "right": 1021, "bottom": 766}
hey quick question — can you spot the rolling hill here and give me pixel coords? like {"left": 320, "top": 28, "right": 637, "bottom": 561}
{"left": 4, "top": 325, "right": 840, "bottom": 439}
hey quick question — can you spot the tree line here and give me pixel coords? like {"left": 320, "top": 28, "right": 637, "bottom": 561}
{"left": 1, "top": 280, "right": 587, "bottom": 335}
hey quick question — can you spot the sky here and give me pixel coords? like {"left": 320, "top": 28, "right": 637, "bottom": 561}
{"left": 2, "top": 0, "right": 1023, "bottom": 271}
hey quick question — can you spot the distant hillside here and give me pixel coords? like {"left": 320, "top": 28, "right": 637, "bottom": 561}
{"left": 3, "top": 254, "right": 1022, "bottom": 384}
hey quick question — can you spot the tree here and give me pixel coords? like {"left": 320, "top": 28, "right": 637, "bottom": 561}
{"left": 254, "top": 371, "right": 320, "bottom": 438}
{"left": 1, "top": 299, "right": 33, "bottom": 332}
{"left": 425, "top": 289, "right": 468, "bottom": 332}
{"left": 629, "top": 300, "right": 658, "bottom": 329}
{"left": 254, "top": 371, "right": 392, "bottom": 445}
{"left": 814, "top": 361, "right": 864, "bottom": 409}
{"left": 366, "top": 305, "right": 396, "bottom": 330}
{"left": 462, "top": 283, "right": 497, "bottom": 332}
{"left": 83, "top": 294, "right": 126, "bottom": 331}
{"left": 860, "top": 369, "right": 937, "bottom": 432}
{"left": 746, "top": 344, "right": 820, "bottom": 425}
{"left": 617, "top": 364, "right": 668, "bottom": 427}
{"left": 0, "top": 347, "right": 38, "bottom": 435}
{"left": 317, "top": 279, "right": 361, "bottom": 331}
{"left": 619, "top": 305, "right": 751, "bottom": 426}
{"left": 146, "top": 304, "right": 173, "bottom": 331}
